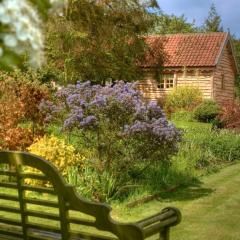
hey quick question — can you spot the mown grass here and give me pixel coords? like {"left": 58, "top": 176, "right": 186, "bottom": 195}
{"left": 112, "top": 163, "right": 240, "bottom": 240}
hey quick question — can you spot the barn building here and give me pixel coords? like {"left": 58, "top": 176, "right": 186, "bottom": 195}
{"left": 138, "top": 32, "right": 239, "bottom": 104}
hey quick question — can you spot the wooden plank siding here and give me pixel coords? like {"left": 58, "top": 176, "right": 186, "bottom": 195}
{"left": 138, "top": 71, "right": 213, "bottom": 101}
{"left": 213, "top": 45, "right": 235, "bottom": 104}
{"left": 138, "top": 72, "right": 168, "bottom": 101}
{"left": 176, "top": 74, "right": 213, "bottom": 99}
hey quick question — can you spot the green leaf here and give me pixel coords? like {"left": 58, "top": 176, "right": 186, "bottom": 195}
{"left": 29, "top": 0, "right": 51, "bottom": 20}
{"left": 0, "top": 49, "right": 23, "bottom": 71}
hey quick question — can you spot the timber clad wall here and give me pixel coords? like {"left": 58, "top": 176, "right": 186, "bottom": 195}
{"left": 175, "top": 73, "right": 213, "bottom": 99}
{"left": 213, "top": 46, "right": 235, "bottom": 104}
{"left": 138, "top": 72, "right": 169, "bottom": 101}
{"left": 138, "top": 70, "right": 213, "bottom": 101}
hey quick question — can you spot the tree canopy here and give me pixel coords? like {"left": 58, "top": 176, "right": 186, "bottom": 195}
{"left": 45, "top": 0, "right": 164, "bottom": 84}
{"left": 203, "top": 3, "right": 223, "bottom": 32}
{"left": 152, "top": 13, "right": 198, "bottom": 34}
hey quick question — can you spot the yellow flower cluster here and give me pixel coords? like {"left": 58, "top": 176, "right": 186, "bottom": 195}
{"left": 28, "top": 135, "right": 84, "bottom": 173}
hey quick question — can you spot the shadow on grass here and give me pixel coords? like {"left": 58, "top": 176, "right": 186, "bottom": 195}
{"left": 159, "top": 182, "right": 215, "bottom": 202}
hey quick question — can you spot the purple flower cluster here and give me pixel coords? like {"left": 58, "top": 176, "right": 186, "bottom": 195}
{"left": 44, "top": 81, "right": 143, "bottom": 130}
{"left": 41, "top": 81, "right": 181, "bottom": 158}
{"left": 124, "top": 101, "right": 181, "bottom": 144}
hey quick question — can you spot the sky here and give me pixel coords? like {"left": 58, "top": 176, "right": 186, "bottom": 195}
{"left": 157, "top": 0, "right": 240, "bottom": 37}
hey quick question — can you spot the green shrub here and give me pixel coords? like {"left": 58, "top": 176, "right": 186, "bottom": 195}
{"left": 194, "top": 100, "right": 220, "bottom": 123}
{"left": 171, "top": 110, "right": 195, "bottom": 122}
{"left": 184, "top": 127, "right": 240, "bottom": 163}
{"left": 165, "top": 86, "right": 203, "bottom": 113}
{"left": 205, "top": 131, "right": 240, "bottom": 162}
{"left": 218, "top": 101, "right": 240, "bottom": 130}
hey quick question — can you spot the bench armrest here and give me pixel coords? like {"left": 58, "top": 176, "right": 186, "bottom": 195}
{"left": 137, "top": 207, "right": 181, "bottom": 239}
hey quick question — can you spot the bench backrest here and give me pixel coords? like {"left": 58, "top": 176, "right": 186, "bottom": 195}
{"left": 0, "top": 151, "right": 144, "bottom": 240}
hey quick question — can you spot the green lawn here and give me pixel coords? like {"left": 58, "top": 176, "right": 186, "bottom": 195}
{"left": 112, "top": 162, "right": 240, "bottom": 240}
{"left": 172, "top": 119, "right": 212, "bottom": 130}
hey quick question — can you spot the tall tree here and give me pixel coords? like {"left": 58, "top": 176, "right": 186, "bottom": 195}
{"left": 232, "top": 37, "right": 240, "bottom": 97}
{"left": 151, "top": 13, "right": 198, "bottom": 34}
{"left": 233, "top": 38, "right": 240, "bottom": 67}
{"left": 46, "top": 0, "right": 164, "bottom": 84}
{"left": 203, "top": 3, "right": 223, "bottom": 32}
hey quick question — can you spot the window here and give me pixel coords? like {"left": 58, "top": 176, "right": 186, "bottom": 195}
{"left": 158, "top": 76, "right": 165, "bottom": 89}
{"left": 157, "top": 74, "right": 174, "bottom": 89}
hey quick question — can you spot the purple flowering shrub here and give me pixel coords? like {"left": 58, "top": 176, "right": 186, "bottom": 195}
{"left": 40, "top": 81, "right": 181, "bottom": 200}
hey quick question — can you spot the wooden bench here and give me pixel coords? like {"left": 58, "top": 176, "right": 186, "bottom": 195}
{"left": 0, "top": 151, "right": 181, "bottom": 240}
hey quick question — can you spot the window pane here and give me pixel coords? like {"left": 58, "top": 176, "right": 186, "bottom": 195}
{"left": 158, "top": 83, "right": 165, "bottom": 89}
{"left": 166, "top": 78, "right": 174, "bottom": 88}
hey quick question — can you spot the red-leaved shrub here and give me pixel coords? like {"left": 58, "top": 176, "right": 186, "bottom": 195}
{"left": 0, "top": 72, "right": 49, "bottom": 150}
{"left": 218, "top": 101, "right": 240, "bottom": 130}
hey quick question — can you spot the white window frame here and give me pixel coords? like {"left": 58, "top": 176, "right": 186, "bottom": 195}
{"left": 158, "top": 74, "right": 175, "bottom": 89}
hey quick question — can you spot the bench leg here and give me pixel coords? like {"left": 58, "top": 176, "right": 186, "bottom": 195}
{"left": 159, "top": 228, "right": 169, "bottom": 240}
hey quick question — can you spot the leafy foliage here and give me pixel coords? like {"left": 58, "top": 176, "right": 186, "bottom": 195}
{"left": 218, "top": 101, "right": 240, "bottom": 130}
{"left": 193, "top": 100, "right": 220, "bottom": 123}
{"left": 152, "top": 14, "right": 198, "bottom": 34}
{"left": 41, "top": 81, "right": 181, "bottom": 201}
{"left": 203, "top": 3, "right": 223, "bottom": 32}
{"left": 46, "top": 0, "right": 164, "bottom": 84}
{"left": 165, "top": 86, "right": 203, "bottom": 113}
{"left": 174, "top": 122, "right": 240, "bottom": 175}
{"left": 171, "top": 110, "right": 194, "bottom": 122}
{"left": 0, "top": 71, "right": 49, "bottom": 150}
{"left": 232, "top": 38, "right": 240, "bottom": 97}
{"left": 186, "top": 127, "right": 240, "bottom": 163}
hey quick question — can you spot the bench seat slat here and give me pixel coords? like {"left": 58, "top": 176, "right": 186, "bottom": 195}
{"left": 20, "top": 173, "right": 47, "bottom": 181}
{"left": 0, "top": 233, "right": 22, "bottom": 240}
{"left": 0, "top": 193, "right": 19, "bottom": 201}
{"left": 0, "top": 205, "right": 20, "bottom": 214}
{"left": 0, "top": 182, "right": 18, "bottom": 189}
{"left": 27, "top": 222, "right": 61, "bottom": 234}
{"left": 0, "top": 217, "right": 22, "bottom": 226}
{"left": 28, "top": 235, "right": 55, "bottom": 240}
{"left": 23, "top": 198, "right": 59, "bottom": 208}
{"left": 0, "top": 228, "right": 23, "bottom": 238}
{"left": 22, "top": 185, "right": 55, "bottom": 194}
{"left": 28, "top": 230, "right": 60, "bottom": 240}
{"left": 0, "top": 170, "right": 16, "bottom": 176}
{"left": 68, "top": 217, "right": 96, "bottom": 227}
{"left": 70, "top": 230, "right": 118, "bottom": 240}
{"left": 25, "top": 210, "right": 60, "bottom": 221}
{"left": 28, "top": 231, "right": 57, "bottom": 240}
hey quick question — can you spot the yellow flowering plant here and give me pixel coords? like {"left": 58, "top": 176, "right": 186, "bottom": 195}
{"left": 28, "top": 135, "right": 84, "bottom": 174}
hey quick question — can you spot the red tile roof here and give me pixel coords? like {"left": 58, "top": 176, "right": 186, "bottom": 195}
{"left": 143, "top": 32, "right": 229, "bottom": 68}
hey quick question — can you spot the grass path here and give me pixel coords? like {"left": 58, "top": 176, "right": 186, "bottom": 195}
{"left": 112, "top": 163, "right": 240, "bottom": 240}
